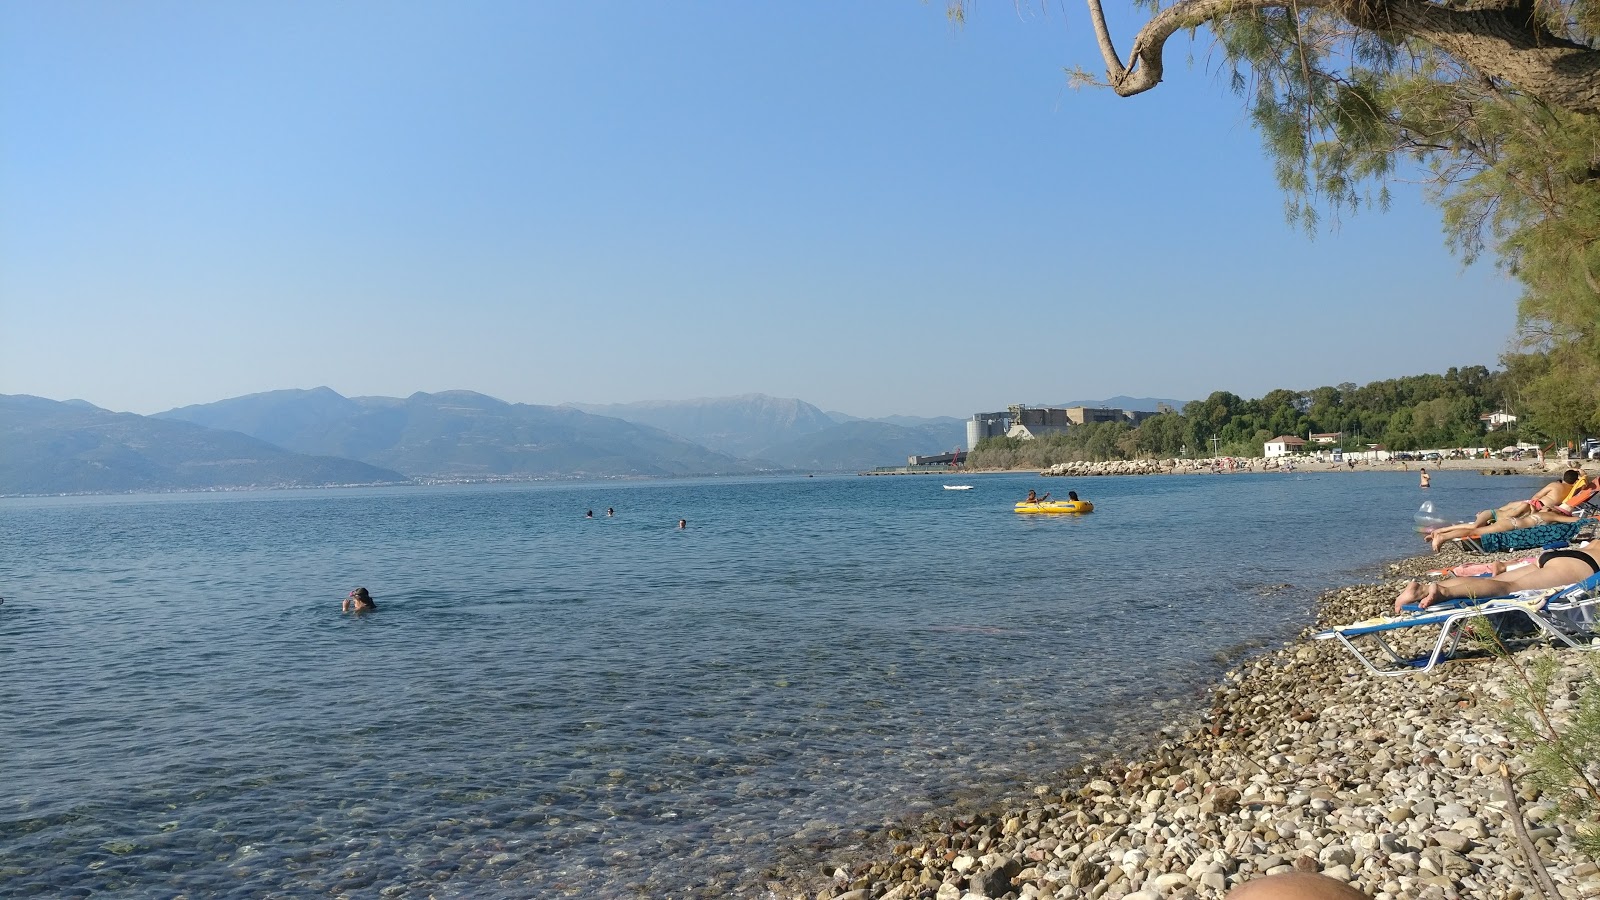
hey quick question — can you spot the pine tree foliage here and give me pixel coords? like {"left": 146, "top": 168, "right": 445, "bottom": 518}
{"left": 1496, "top": 651, "right": 1600, "bottom": 860}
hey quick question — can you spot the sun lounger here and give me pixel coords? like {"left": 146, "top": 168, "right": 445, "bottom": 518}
{"left": 1314, "top": 575, "right": 1600, "bottom": 677}
{"left": 1541, "top": 572, "right": 1600, "bottom": 639}
{"left": 1449, "top": 519, "right": 1587, "bottom": 553}
{"left": 1314, "top": 594, "right": 1553, "bottom": 676}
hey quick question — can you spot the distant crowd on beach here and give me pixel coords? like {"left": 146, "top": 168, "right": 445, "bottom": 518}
{"left": 1030, "top": 452, "right": 1563, "bottom": 479}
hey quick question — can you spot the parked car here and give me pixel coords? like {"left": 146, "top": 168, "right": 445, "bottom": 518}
{"left": 1423, "top": 451, "right": 1442, "bottom": 461}
{"left": 1584, "top": 438, "right": 1600, "bottom": 459}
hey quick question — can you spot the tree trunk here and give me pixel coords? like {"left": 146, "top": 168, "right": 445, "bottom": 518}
{"left": 1101, "top": 0, "right": 1600, "bottom": 116}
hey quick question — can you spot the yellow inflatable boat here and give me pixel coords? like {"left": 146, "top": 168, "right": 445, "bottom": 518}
{"left": 1013, "top": 499, "right": 1094, "bottom": 514}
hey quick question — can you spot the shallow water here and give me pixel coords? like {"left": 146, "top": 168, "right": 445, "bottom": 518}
{"left": 0, "top": 470, "right": 1543, "bottom": 896}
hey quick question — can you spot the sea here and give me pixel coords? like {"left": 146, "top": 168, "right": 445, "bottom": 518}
{"left": 0, "top": 469, "right": 1547, "bottom": 897}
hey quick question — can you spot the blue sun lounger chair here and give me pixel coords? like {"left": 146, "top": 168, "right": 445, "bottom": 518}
{"left": 1314, "top": 574, "right": 1600, "bottom": 677}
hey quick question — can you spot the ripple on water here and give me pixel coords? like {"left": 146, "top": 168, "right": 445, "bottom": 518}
{"left": 0, "top": 472, "right": 1538, "bottom": 894}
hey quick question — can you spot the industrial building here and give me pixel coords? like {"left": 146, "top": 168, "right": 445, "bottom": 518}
{"left": 965, "top": 404, "right": 1163, "bottom": 450}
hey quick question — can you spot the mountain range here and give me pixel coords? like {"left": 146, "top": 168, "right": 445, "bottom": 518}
{"left": 156, "top": 389, "right": 759, "bottom": 479}
{"left": 0, "top": 394, "right": 406, "bottom": 495}
{"left": 3, "top": 389, "right": 1188, "bottom": 495}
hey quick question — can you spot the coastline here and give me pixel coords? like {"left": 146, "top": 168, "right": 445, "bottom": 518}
{"left": 778, "top": 541, "right": 1598, "bottom": 900}
{"left": 957, "top": 456, "right": 1564, "bottom": 478}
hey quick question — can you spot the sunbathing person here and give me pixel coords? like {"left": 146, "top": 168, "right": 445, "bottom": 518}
{"left": 1426, "top": 506, "right": 1588, "bottom": 552}
{"left": 1461, "top": 469, "right": 1587, "bottom": 528}
{"left": 1396, "top": 543, "right": 1600, "bottom": 612}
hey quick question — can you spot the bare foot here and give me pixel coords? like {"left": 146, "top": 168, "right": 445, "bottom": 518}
{"left": 1394, "top": 580, "right": 1422, "bottom": 613}
{"left": 1415, "top": 581, "right": 1445, "bottom": 610}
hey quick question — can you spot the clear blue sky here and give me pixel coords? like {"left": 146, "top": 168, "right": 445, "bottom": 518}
{"left": 0, "top": 2, "right": 1518, "bottom": 418}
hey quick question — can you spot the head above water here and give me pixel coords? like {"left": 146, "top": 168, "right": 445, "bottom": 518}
{"left": 348, "top": 587, "right": 372, "bottom": 603}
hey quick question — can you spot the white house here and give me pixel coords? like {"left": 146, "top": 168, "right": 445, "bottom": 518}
{"left": 1265, "top": 435, "right": 1307, "bottom": 458}
{"left": 1310, "top": 432, "right": 1343, "bottom": 444}
{"left": 1480, "top": 410, "right": 1518, "bottom": 431}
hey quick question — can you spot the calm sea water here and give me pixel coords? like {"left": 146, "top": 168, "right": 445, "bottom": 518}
{"left": 0, "top": 470, "right": 1543, "bottom": 897}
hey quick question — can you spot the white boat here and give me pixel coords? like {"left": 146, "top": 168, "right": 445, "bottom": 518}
{"left": 943, "top": 484, "right": 973, "bottom": 490}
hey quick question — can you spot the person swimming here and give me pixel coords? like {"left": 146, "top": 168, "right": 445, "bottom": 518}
{"left": 677, "top": 519, "right": 687, "bottom": 529}
{"left": 607, "top": 507, "right": 615, "bottom": 517}
{"left": 585, "top": 509, "right": 594, "bottom": 519}
{"left": 343, "top": 587, "right": 377, "bottom": 613}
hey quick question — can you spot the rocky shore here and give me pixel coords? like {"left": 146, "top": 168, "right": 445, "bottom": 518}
{"left": 782, "top": 543, "right": 1599, "bottom": 900}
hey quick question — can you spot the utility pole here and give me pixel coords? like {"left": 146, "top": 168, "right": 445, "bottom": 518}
{"left": 1210, "top": 435, "right": 1221, "bottom": 457}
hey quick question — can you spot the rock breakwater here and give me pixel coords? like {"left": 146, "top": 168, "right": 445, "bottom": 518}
{"left": 785, "top": 546, "right": 1598, "bottom": 900}
{"left": 1042, "top": 460, "right": 1173, "bottom": 477}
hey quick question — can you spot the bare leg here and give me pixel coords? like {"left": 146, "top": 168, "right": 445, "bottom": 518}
{"left": 1393, "top": 581, "right": 1447, "bottom": 613}
{"left": 1428, "top": 557, "right": 1593, "bottom": 603}
{"left": 1430, "top": 524, "right": 1478, "bottom": 552}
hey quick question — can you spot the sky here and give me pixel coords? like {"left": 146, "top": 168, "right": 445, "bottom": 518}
{"left": 0, "top": 2, "right": 1520, "bottom": 419}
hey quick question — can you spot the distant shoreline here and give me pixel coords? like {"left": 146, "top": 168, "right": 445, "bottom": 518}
{"left": 865, "top": 456, "right": 1570, "bottom": 478}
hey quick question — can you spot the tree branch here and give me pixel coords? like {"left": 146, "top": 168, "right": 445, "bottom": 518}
{"left": 1090, "top": 0, "right": 1600, "bottom": 114}
{"left": 1093, "top": 0, "right": 1334, "bottom": 95}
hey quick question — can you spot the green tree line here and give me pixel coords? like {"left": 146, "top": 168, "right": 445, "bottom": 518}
{"left": 967, "top": 364, "right": 1595, "bottom": 466}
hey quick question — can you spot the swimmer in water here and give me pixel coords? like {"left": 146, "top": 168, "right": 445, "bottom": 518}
{"left": 585, "top": 509, "right": 594, "bottom": 519}
{"left": 607, "top": 507, "right": 615, "bottom": 517}
{"left": 343, "top": 587, "right": 377, "bottom": 613}
{"left": 678, "top": 519, "right": 687, "bottom": 529}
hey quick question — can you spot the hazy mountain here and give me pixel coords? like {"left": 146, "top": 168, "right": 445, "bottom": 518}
{"left": 755, "top": 420, "right": 967, "bottom": 472}
{"left": 0, "top": 394, "right": 406, "bottom": 495}
{"left": 161, "top": 386, "right": 365, "bottom": 452}
{"left": 826, "top": 411, "right": 968, "bottom": 429}
{"left": 1054, "top": 396, "right": 1190, "bottom": 413}
{"left": 61, "top": 399, "right": 108, "bottom": 411}
{"left": 159, "top": 388, "right": 762, "bottom": 478}
{"left": 565, "top": 394, "right": 837, "bottom": 458}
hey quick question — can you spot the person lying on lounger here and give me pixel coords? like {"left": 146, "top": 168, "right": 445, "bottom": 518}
{"left": 1396, "top": 543, "right": 1600, "bottom": 612}
{"left": 1458, "top": 469, "right": 1588, "bottom": 529}
{"left": 1426, "top": 507, "right": 1588, "bottom": 552}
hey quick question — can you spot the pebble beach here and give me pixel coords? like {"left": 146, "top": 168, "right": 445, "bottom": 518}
{"left": 784, "top": 539, "right": 1599, "bottom": 900}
